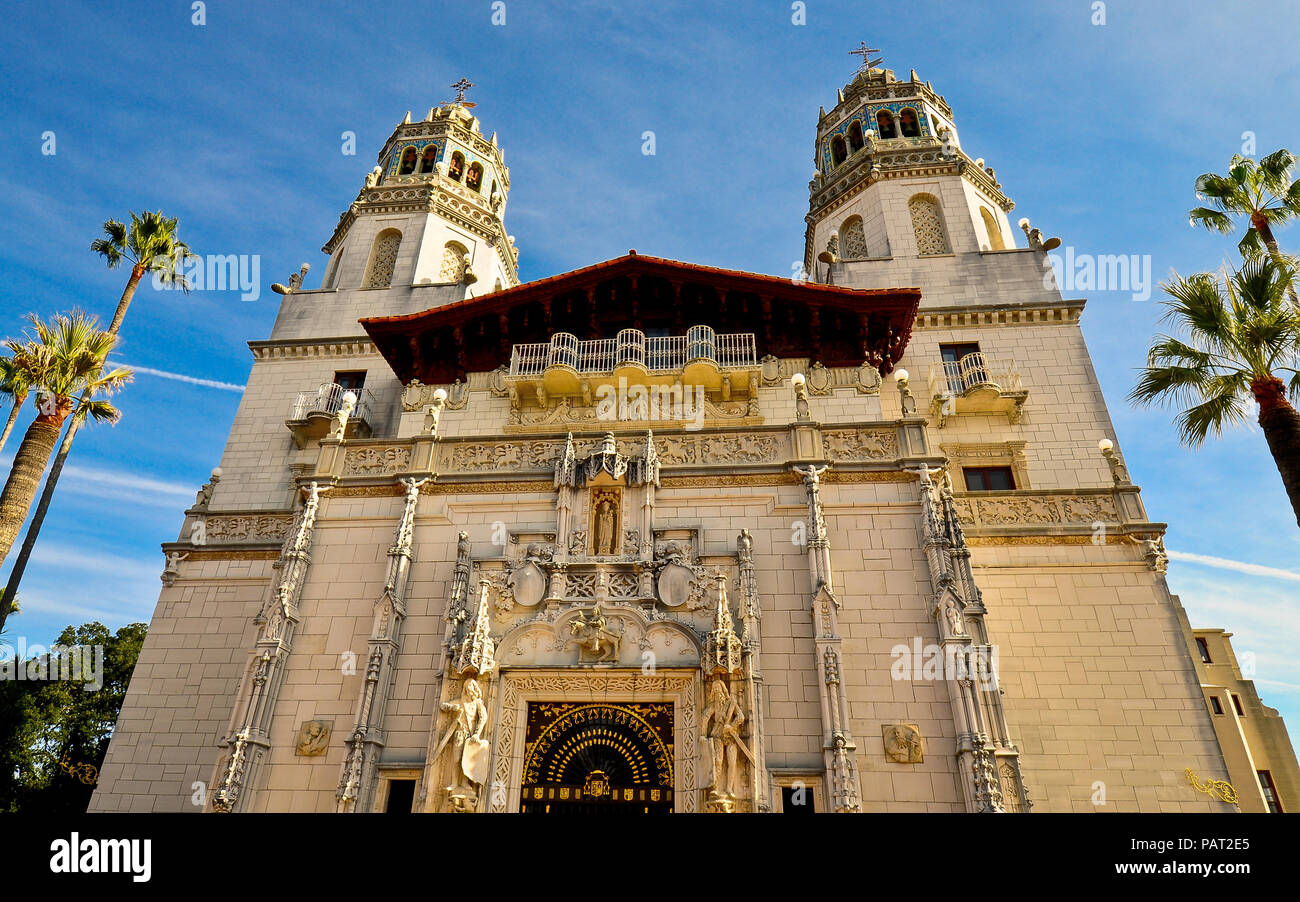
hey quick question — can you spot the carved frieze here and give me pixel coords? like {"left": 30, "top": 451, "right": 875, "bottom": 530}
{"left": 204, "top": 514, "right": 293, "bottom": 543}
{"left": 822, "top": 428, "right": 897, "bottom": 462}
{"left": 342, "top": 445, "right": 412, "bottom": 476}
{"left": 955, "top": 492, "right": 1120, "bottom": 528}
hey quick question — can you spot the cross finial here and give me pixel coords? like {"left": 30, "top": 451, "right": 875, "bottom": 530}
{"left": 849, "top": 42, "right": 882, "bottom": 73}
{"left": 450, "top": 78, "right": 475, "bottom": 104}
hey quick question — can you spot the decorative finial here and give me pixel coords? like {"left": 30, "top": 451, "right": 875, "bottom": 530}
{"left": 450, "top": 78, "right": 477, "bottom": 107}
{"left": 848, "top": 42, "right": 883, "bottom": 74}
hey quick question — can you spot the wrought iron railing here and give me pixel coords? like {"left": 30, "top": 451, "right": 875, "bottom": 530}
{"left": 290, "top": 382, "right": 376, "bottom": 423}
{"left": 927, "top": 352, "right": 1022, "bottom": 397}
{"left": 509, "top": 327, "right": 757, "bottom": 377}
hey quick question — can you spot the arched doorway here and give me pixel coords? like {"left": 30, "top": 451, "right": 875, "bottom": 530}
{"left": 520, "top": 702, "right": 674, "bottom": 813}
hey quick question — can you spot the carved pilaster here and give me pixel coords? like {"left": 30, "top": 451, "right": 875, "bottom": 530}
{"left": 336, "top": 477, "right": 428, "bottom": 812}
{"left": 793, "top": 463, "right": 862, "bottom": 812}
{"left": 735, "top": 528, "right": 769, "bottom": 811}
{"left": 211, "top": 482, "right": 325, "bottom": 813}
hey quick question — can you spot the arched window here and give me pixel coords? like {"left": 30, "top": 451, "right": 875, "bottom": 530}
{"left": 848, "top": 120, "right": 864, "bottom": 153}
{"left": 908, "top": 194, "right": 950, "bottom": 255}
{"left": 398, "top": 146, "right": 417, "bottom": 175}
{"left": 875, "top": 110, "right": 897, "bottom": 139}
{"left": 466, "top": 162, "right": 484, "bottom": 192}
{"left": 831, "top": 135, "right": 847, "bottom": 166}
{"left": 419, "top": 144, "right": 438, "bottom": 173}
{"left": 899, "top": 107, "right": 921, "bottom": 137}
{"left": 980, "top": 207, "right": 1005, "bottom": 251}
{"left": 439, "top": 241, "right": 469, "bottom": 282}
{"left": 448, "top": 152, "right": 465, "bottom": 181}
{"left": 363, "top": 229, "right": 402, "bottom": 288}
{"left": 839, "top": 216, "right": 867, "bottom": 259}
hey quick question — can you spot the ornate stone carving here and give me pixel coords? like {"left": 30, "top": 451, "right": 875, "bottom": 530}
{"left": 342, "top": 445, "right": 412, "bottom": 476}
{"left": 956, "top": 492, "right": 1120, "bottom": 528}
{"left": 566, "top": 601, "right": 622, "bottom": 663}
{"left": 204, "top": 514, "right": 293, "bottom": 544}
{"left": 656, "top": 541, "right": 706, "bottom": 609}
{"left": 431, "top": 676, "right": 491, "bottom": 811}
{"left": 295, "top": 720, "right": 333, "bottom": 756}
{"left": 759, "top": 354, "right": 781, "bottom": 386}
{"left": 507, "top": 546, "right": 549, "bottom": 607}
{"left": 807, "top": 361, "right": 832, "bottom": 395}
{"left": 882, "top": 723, "right": 923, "bottom": 763}
{"left": 704, "top": 574, "right": 742, "bottom": 676}
{"left": 822, "top": 428, "right": 897, "bottom": 462}
{"left": 702, "top": 678, "right": 749, "bottom": 811}
{"left": 589, "top": 487, "right": 622, "bottom": 555}
{"left": 855, "top": 361, "right": 882, "bottom": 394}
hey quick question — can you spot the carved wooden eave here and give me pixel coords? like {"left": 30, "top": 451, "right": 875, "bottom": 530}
{"left": 361, "top": 253, "right": 921, "bottom": 385}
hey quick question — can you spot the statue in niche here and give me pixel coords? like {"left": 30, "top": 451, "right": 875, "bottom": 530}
{"left": 434, "top": 677, "right": 490, "bottom": 811}
{"left": 592, "top": 493, "right": 620, "bottom": 555}
{"left": 701, "top": 678, "right": 748, "bottom": 808}
{"left": 943, "top": 596, "right": 966, "bottom": 636}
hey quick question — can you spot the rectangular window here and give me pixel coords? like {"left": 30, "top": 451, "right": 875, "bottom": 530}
{"left": 780, "top": 784, "right": 816, "bottom": 814}
{"left": 1258, "top": 771, "right": 1283, "bottom": 813}
{"left": 1196, "top": 637, "right": 1212, "bottom": 663}
{"left": 384, "top": 779, "right": 416, "bottom": 813}
{"left": 963, "top": 466, "right": 1016, "bottom": 492}
{"left": 1232, "top": 694, "right": 1245, "bottom": 716}
{"left": 334, "top": 370, "right": 367, "bottom": 391}
{"left": 1209, "top": 696, "right": 1223, "bottom": 715}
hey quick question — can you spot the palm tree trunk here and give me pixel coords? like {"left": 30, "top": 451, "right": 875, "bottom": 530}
{"left": 1252, "top": 376, "right": 1300, "bottom": 527}
{"left": 1253, "top": 216, "right": 1299, "bottom": 308}
{"left": 0, "top": 263, "right": 145, "bottom": 619}
{"left": 0, "top": 393, "right": 24, "bottom": 458}
{"left": 0, "top": 414, "right": 66, "bottom": 631}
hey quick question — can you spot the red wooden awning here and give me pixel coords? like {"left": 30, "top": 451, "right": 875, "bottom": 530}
{"left": 361, "top": 252, "right": 921, "bottom": 384}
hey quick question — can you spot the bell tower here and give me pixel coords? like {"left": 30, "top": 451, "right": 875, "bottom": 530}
{"left": 804, "top": 47, "right": 1018, "bottom": 282}
{"left": 319, "top": 80, "right": 520, "bottom": 300}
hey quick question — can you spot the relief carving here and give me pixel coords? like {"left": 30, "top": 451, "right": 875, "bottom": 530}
{"left": 823, "top": 428, "right": 897, "bottom": 462}
{"left": 342, "top": 445, "right": 411, "bottom": 476}
{"left": 882, "top": 723, "right": 924, "bottom": 764}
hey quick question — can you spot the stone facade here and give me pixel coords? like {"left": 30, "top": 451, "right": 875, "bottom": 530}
{"left": 91, "top": 67, "right": 1277, "bottom": 814}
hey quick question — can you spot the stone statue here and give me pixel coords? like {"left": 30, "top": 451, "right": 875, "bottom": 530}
{"left": 595, "top": 499, "right": 617, "bottom": 555}
{"left": 737, "top": 528, "right": 753, "bottom": 564}
{"left": 433, "top": 677, "right": 490, "bottom": 810}
{"left": 567, "top": 602, "right": 621, "bottom": 663}
{"left": 365, "top": 166, "right": 382, "bottom": 188}
{"left": 329, "top": 391, "right": 356, "bottom": 440}
{"left": 701, "top": 678, "right": 748, "bottom": 808}
{"left": 944, "top": 596, "right": 965, "bottom": 636}
{"left": 161, "top": 550, "right": 189, "bottom": 587}
{"left": 424, "top": 388, "right": 447, "bottom": 436}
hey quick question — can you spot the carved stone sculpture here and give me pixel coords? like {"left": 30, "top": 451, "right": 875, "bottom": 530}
{"left": 295, "top": 720, "right": 333, "bottom": 756}
{"left": 433, "top": 677, "right": 490, "bottom": 810}
{"left": 566, "top": 602, "right": 621, "bottom": 663}
{"left": 882, "top": 723, "right": 923, "bottom": 764}
{"left": 701, "top": 678, "right": 749, "bottom": 810}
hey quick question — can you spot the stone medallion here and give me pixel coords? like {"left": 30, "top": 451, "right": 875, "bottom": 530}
{"left": 656, "top": 562, "right": 694, "bottom": 608}
{"left": 508, "top": 560, "right": 547, "bottom": 607}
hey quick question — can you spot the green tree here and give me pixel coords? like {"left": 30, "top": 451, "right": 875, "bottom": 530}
{"left": 0, "top": 621, "right": 147, "bottom": 813}
{"left": 0, "top": 212, "right": 190, "bottom": 626}
{"left": 1130, "top": 255, "right": 1300, "bottom": 526}
{"left": 0, "top": 312, "right": 130, "bottom": 634}
{"left": 1189, "top": 149, "right": 1300, "bottom": 306}
{"left": 0, "top": 356, "right": 33, "bottom": 458}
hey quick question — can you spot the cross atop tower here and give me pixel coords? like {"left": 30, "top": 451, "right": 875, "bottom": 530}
{"left": 848, "top": 42, "right": 882, "bottom": 74}
{"left": 450, "top": 78, "right": 476, "bottom": 107}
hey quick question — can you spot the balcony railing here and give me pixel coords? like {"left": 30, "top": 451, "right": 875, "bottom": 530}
{"left": 290, "top": 382, "right": 376, "bottom": 423}
{"left": 926, "top": 352, "right": 1027, "bottom": 426}
{"left": 509, "top": 326, "right": 757, "bottom": 377}
{"left": 928, "top": 352, "right": 1023, "bottom": 398}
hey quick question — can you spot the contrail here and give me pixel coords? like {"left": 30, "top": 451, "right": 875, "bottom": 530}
{"left": 1168, "top": 549, "right": 1300, "bottom": 583}
{"left": 111, "top": 360, "right": 245, "bottom": 392}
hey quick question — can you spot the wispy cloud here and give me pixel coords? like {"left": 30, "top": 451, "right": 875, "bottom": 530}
{"left": 1168, "top": 550, "right": 1300, "bottom": 583}
{"left": 112, "top": 361, "right": 245, "bottom": 393}
{"left": 59, "top": 463, "right": 194, "bottom": 505}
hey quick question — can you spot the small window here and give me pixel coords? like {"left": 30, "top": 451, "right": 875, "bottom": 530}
{"left": 419, "top": 144, "right": 438, "bottom": 173}
{"left": 963, "top": 467, "right": 1015, "bottom": 492}
{"left": 385, "top": 779, "right": 415, "bottom": 813}
{"left": 831, "top": 135, "right": 847, "bottom": 166}
{"left": 466, "top": 162, "right": 484, "bottom": 192}
{"left": 448, "top": 152, "right": 465, "bottom": 181}
{"left": 1195, "top": 637, "right": 1212, "bottom": 664}
{"left": 875, "top": 109, "right": 897, "bottom": 138}
{"left": 1232, "top": 694, "right": 1245, "bottom": 716}
{"left": 899, "top": 107, "right": 921, "bottom": 137}
{"left": 1258, "top": 771, "right": 1283, "bottom": 813}
{"left": 334, "top": 371, "right": 366, "bottom": 391}
{"left": 781, "top": 785, "right": 815, "bottom": 814}
{"left": 398, "top": 146, "right": 417, "bottom": 175}
{"left": 1210, "top": 696, "right": 1224, "bottom": 715}
{"left": 848, "top": 120, "right": 864, "bottom": 153}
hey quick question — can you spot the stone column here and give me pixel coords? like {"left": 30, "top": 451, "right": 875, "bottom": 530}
{"left": 336, "top": 477, "right": 429, "bottom": 812}
{"left": 211, "top": 482, "right": 325, "bottom": 813}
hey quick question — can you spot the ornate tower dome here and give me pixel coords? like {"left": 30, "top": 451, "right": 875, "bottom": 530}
{"left": 318, "top": 80, "right": 519, "bottom": 300}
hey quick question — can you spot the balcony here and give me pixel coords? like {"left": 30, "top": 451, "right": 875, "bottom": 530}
{"left": 287, "top": 382, "right": 377, "bottom": 449}
{"left": 507, "top": 326, "right": 759, "bottom": 403}
{"left": 927, "top": 352, "right": 1027, "bottom": 426}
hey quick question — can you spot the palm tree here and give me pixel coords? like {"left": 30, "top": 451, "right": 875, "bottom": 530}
{"left": 1130, "top": 255, "right": 1300, "bottom": 526}
{"left": 0, "top": 357, "right": 33, "bottom": 457}
{"left": 0, "top": 314, "right": 131, "bottom": 627}
{"left": 0, "top": 212, "right": 190, "bottom": 620}
{"left": 1189, "top": 149, "right": 1300, "bottom": 306}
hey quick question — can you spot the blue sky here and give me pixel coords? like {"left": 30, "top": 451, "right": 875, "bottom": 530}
{"left": 1, "top": 1, "right": 1298, "bottom": 729}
